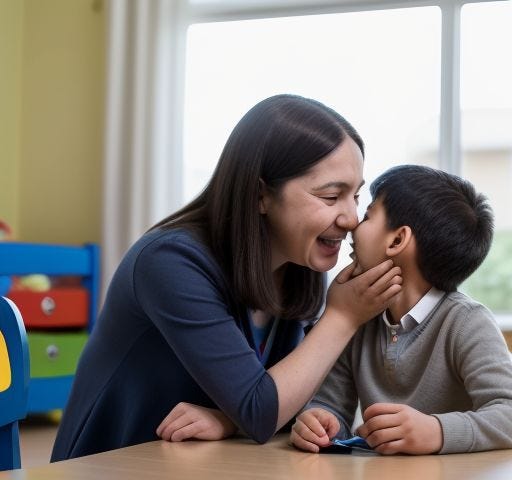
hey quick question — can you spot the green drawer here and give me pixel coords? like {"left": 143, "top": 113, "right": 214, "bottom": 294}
{"left": 28, "top": 331, "right": 88, "bottom": 377}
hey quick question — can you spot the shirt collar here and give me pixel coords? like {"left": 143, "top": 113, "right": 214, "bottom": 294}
{"left": 382, "top": 287, "right": 445, "bottom": 332}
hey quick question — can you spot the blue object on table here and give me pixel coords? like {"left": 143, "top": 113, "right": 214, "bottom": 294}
{"left": 332, "top": 436, "right": 372, "bottom": 450}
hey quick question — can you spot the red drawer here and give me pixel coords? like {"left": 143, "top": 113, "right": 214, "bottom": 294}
{"left": 8, "top": 288, "right": 88, "bottom": 328}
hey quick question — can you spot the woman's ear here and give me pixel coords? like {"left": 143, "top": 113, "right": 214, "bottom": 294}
{"left": 385, "top": 226, "right": 413, "bottom": 257}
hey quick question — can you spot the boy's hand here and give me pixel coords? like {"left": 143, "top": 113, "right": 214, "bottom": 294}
{"left": 290, "top": 408, "right": 340, "bottom": 453}
{"left": 156, "top": 402, "right": 237, "bottom": 442}
{"left": 356, "top": 403, "right": 443, "bottom": 455}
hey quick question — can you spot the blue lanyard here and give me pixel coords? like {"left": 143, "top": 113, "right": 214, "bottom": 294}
{"left": 248, "top": 314, "right": 280, "bottom": 366}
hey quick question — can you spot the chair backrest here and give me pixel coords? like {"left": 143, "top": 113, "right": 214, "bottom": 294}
{"left": 0, "top": 297, "right": 30, "bottom": 471}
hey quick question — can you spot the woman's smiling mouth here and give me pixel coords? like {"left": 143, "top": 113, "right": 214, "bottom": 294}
{"left": 317, "top": 236, "right": 344, "bottom": 255}
{"left": 319, "top": 237, "right": 343, "bottom": 247}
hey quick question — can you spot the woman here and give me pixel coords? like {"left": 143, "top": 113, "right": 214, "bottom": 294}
{"left": 51, "top": 94, "right": 401, "bottom": 460}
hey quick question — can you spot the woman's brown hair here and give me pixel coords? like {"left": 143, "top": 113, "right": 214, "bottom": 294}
{"left": 152, "top": 94, "right": 364, "bottom": 320}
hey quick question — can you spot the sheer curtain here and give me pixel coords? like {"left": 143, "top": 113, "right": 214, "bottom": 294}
{"left": 102, "top": 0, "right": 185, "bottom": 288}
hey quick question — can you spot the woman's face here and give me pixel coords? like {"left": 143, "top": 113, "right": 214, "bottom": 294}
{"left": 260, "top": 137, "right": 364, "bottom": 272}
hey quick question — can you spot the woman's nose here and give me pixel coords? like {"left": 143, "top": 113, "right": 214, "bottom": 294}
{"left": 336, "top": 203, "right": 359, "bottom": 231}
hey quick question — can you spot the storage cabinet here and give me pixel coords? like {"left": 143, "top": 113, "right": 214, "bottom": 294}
{"left": 7, "top": 288, "right": 88, "bottom": 329}
{"left": 0, "top": 242, "right": 100, "bottom": 413}
{"left": 27, "top": 331, "right": 89, "bottom": 377}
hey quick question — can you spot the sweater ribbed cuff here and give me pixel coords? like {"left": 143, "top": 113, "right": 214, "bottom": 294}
{"left": 433, "top": 412, "right": 474, "bottom": 454}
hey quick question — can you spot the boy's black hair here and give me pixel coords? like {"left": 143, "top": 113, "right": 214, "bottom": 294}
{"left": 370, "top": 165, "right": 494, "bottom": 292}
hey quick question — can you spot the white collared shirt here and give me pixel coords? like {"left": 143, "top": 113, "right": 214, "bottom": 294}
{"left": 382, "top": 287, "right": 445, "bottom": 333}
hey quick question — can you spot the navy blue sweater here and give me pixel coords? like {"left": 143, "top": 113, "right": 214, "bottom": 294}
{"left": 51, "top": 228, "right": 304, "bottom": 460}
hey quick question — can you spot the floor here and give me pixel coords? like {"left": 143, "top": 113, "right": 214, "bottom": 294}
{"left": 19, "top": 415, "right": 59, "bottom": 468}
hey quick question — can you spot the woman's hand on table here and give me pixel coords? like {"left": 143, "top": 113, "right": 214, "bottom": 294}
{"left": 157, "top": 402, "right": 237, "bottom": 442}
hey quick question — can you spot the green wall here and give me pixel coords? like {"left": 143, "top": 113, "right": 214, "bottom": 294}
{"left": 0, "top": 0, "right": 105, "bottom": 244}
{"left": 0, "top": 0, "right": 23, "bottom": 235}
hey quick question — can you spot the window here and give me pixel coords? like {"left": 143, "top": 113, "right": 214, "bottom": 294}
{"left": 459, "top": 1, "right": 512, "bottom": 325}
{"left": 181, "top": 0, "right": 511, "bottom": 322}
{"left": 183, "top": 6, "right": 440, "bottom": 271}
{"left": 183, "top": 8, "right": 440, "bottom": 206}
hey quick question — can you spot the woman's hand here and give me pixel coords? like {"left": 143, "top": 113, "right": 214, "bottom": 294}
{"left": 325, "top": 259, "right": 402, "bottom": 328}
{"left": 356, "top": 403, "right": 443, "bottom": 455}
{"left": 156, "top": 402, "right": 237, "bottom": 442}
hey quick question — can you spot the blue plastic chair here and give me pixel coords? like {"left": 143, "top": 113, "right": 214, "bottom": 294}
{"left": 0, "top": 296, "right": 29, "bottom": 471}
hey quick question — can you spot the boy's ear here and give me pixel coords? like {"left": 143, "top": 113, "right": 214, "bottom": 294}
{"left": 386, "top": 226, "right": 413, "bottom": 257}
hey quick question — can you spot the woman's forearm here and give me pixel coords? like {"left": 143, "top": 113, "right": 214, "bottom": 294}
{"left": 268, "top": 307, "right": 358, "bottom": 430}
{"left": 269, "top": 259, "right": 402, "bottom": 431}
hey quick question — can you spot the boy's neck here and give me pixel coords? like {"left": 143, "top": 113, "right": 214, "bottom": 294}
{"left": 386, "top": 269, "right": 432, "bottom": 325}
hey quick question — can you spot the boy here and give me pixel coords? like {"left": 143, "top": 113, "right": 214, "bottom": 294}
{"left": 291, "top": 165, "right": 512, "bottom": 455}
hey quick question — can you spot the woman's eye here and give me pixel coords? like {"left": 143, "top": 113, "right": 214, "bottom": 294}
{"left": 361, "top": 213, "right": 369, "bottom": 222}
{"left": 354, "top": 194, "right": 360, "bottom": 205}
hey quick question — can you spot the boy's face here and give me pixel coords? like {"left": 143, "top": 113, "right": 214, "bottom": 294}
{"left": 351, "top": 197, "right": 395, "bottom": 276}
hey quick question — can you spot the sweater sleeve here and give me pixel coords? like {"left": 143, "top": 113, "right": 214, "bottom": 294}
{"left": 307, "top": 338, "right": 359, "bottom": 439}
{"left": 133, "top": 233, "right": 280, "bottom": 443}
{"left": 433, "top": 304, "right": 512, "bottom": 453}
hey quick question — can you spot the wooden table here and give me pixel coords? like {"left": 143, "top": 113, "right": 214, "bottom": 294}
{"left": 2, "top": 435, "right": 512, "bottom": 480}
